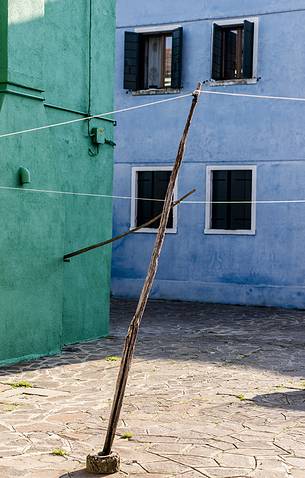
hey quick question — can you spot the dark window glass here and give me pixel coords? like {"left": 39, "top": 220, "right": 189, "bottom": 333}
{"left": 212, "top": 21, "right": 254, "bottom": 81}
{"left": 164, "top": 35, "right": 173, "bottom": 87}
{"left": 136, "top": 171, "right": 173, "bottom": 229}
{"left": 211, "top": 170, "right": 252, "bottom": 230}
{"left": 223, "top": 26, "right": 244, "bottom": 80}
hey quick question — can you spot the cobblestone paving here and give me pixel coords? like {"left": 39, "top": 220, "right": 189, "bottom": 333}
{"left": 1, "top": 300, "right": 305, "bottom": 477}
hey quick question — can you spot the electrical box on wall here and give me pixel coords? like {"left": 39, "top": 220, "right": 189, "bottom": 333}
{"left": 91, "top": 127, "right": 106, "bottom": 145}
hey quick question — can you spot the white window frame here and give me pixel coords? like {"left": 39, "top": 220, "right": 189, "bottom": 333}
{"left": 209, "top": 17, "right": 259, "bottom": 86}
{"left": 135, "top": 24, "right": 182, "bottom": 34}
{"left": 131, "top": 166, "right": 178, "bottom": 234}
{"left": 204, "top": 165, "right": 257, "bottom": 235}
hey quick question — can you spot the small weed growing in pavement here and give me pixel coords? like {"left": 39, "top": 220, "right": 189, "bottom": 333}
{"left": 9, "top": 381, "right": 33, "bottom": 388}
{"left": 105, "top": 356, "right": 120, "bottom": 362}
{"left": 120, "top": 432, "right": 133, "bottom": 440}
{"left": 236, "top": 394, "right": 246, "bottom": 401}
{"left": 51, "top": 449, "right": 69, "bottom": 457}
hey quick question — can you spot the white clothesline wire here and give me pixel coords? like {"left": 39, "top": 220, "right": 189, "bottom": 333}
{"left": 0, "top": 92, "right": 193, "bottom": 139}
{"left": 0, "top": 185, "right": 155, "bottom": 201}
{"left": 198, "top": 88, "right": 305, "bottom": 103}
{"left": 185, "top": 199, "right": 305, "bottom": 204}
{"left": 1, "top": 185, "right": 305, "bottom": 205}
{"left": 1, "top": 85, "right": 305, "bottom": 204}
{"left": 2, "top": 86, "right": 305, "bottom": 139}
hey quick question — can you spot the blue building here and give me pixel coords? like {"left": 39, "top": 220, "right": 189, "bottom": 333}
{"left": 112, "top": 0, "right": 305, "bottom": 309}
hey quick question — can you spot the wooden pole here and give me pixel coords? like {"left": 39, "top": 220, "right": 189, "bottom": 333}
{"left": 63, "top": 189, "right": 196, "bottom": 261}
{"left": 102, "top": 83, "right": 202, "bottom": 456}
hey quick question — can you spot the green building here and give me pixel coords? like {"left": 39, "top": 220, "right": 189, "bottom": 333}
{"left": 0, "top": 0, "right": 116, "bottom": 366}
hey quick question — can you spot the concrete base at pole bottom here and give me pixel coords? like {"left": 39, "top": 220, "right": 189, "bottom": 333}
{"left": 86, "top": 452, "right": 120, "bottom": 474}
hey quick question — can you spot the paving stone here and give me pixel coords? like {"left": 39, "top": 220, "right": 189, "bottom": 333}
{"left": 0, "top": 299, "right": 305, "bottom": 477}
{"left": 215, "top": 453, "right": 255, "bottom": 469}
{"left": 228, "top": 448, "right": 288, "bottom": 457}
{"left": 188, "top": 445, "right": 220, "bottom": 458}
{"left": 20, "top": 388, "right": 70, "bottom": 398}
{"left": 256, "top": 458, "right": 288, "bottom": 471}
{"left": 282, "top": 456, "right": 305, "bottom": 467}
{"left": 198, "top": 467, "right": 253, "bottom": 477}
{"left": 183, "top": 472, "right": 210, "bottom": 478}
{"left": 162, "top": 454, "right": 216, "bottom": 467}
{"left": 0, "top": 384, "right": 12, "bottom": 393}
{"left": 147, "top": 443, "right": 192, "bottom": 454}
{"left": 250, "top": 472, "right": 288, "bottom": 478}
{"left": 289, "top": 470, "right": 305, "bottom": 478}
{"left": 142, "top": 459, "right": 189, "bottom": 474}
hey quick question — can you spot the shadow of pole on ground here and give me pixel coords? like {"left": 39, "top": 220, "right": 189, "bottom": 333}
{"left": 59, "top": 469, "right": 116, "bottom": 478}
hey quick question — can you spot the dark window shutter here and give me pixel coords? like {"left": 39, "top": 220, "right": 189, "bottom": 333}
{"left": 212, "top": 24, "right": 223, "bottom": 80}
{"left": 171, "top": 27, "right": 183, "bottom": 89}
{"left": 243, "top": 20, "right": 254, "bottom": 79}
{"left": 230, "top": 170, "right": 252, "bottom": 230}
{"left": 124, "top": 31, "right": 142, "bottom": 91}
{"left": 211, "top": 170, "right": 229, "bottom": 229}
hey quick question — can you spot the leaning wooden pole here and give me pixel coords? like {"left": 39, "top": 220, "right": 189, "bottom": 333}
{"left": 86, "top": 83, "right": 202, "bottom": 473}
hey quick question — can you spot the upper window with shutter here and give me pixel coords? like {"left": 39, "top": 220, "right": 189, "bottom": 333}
{"left": 211, "top": 19, "right": 257, "bottom": 82}
{"left": 205, "top": 166, "right": 256, "bottom": 235}
{"left": 124, "top": 28, "right": 183, "bottom": 92}
{"left": 131, "top": 167, "right": 177, "bottom": 233}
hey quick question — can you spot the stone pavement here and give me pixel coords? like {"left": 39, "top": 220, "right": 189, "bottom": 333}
{"left": 1, "top": 300, "right": 305, "bottom": 478}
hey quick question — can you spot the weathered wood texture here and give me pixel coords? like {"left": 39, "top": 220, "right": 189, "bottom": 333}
{"left": 102, "top": 83, "right": 202, "bottom": 456}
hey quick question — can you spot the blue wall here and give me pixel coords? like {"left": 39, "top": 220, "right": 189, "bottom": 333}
{"left": 112, "top": 0, "right": 305, "bottom": 309}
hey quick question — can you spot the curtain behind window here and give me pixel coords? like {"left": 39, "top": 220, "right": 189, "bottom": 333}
{"left": 145, "top": 36, "right": 163, "bottom": 89}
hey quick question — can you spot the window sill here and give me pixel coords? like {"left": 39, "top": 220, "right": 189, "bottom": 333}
{"left": 131, "top": 88, "right": 181, "bottom": 96}
{"left": 132, "top": 227, "right": 177, "bottom": 234}
{"left": 204, "top": 228, "right": 256, "bottom": 236}
{"left": 206, "top": 78, "right": 258, "bottom": 87}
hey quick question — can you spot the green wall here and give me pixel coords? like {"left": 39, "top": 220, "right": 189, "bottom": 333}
{"left": 0, "top": 0, "right": 116, "bottom": 365}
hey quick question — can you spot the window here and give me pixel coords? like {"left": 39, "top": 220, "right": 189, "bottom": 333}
{"left": 131, "top": 168, "right": 177, "bottom": 232}
{"left": 143, "top": 34, "right": 172, "bottom": 89}
{"left": 124, "top": 28, "right": 183, "bottom": 92}
{"left": 205, "top": 166, "right": 256, "bottom": 234}
{"left": 212, "top": 20, "right": 255, "bottom": 81}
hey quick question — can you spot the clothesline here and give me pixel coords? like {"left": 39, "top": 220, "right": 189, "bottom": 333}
{"left": 1, "top": 85, "right": 305, "bottom": 139}
{"left": 199, "top": 87, "right": 305, "bottom": 103}
{"left": 0, "top": 185, "right": 305, "bottom": 205}
{"left": 0, "top": 92, "right": 193, "bottom": 139}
